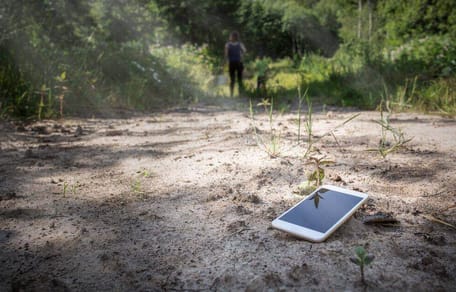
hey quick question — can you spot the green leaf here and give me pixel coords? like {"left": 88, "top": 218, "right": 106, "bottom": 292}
{"left": 350, "top": 257, "right": 360, "bottom": 265}
{"left": 308, "top": 168, "right": 324, "bottom": 183}
{"left": 60, "top": 71, "right": 66, "bottom": 81}
{"left": 364, "top": 255, "right": 375, "bottom": 265}
{"left": 257, "top": 98, "right": 271, "bottom": 107}
{"left": 355, "top": 246, "right": 366, "bottom": 258}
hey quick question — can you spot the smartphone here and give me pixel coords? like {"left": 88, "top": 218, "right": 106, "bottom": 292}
{"left": 272, "top": 185, "right": 368, "bottom": 242}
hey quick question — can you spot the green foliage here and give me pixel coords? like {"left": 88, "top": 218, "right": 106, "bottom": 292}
{"left": 307, "top": 156, "right": 332, "bottom": 187}
{"left": 416, "top": 78, "right": 456, "bottom": 114}
{"left": 63, "top": 182, "right": 69, "bottom": 197}
{"left": 131, "top": 178, "right": 143, "bottom": 194}
{"left": 0, "top": 0, "right": 212, "bottom": 119}
{"left": 253, "top": 57, "right": 270, "bottom": 78}
{"left": 62, "top": 181, "right": 77, "bottom": 197}
{"left": 1, "top": 0, "right": 455, "bottom": 118}
{"left": 387, "top": 35, "right": 456, "bottom": 79}
{"left": 295, "top": 155, "right": 334, "bottom": 196}
{"left": 250, "top": 97, "right": 282, "bottom": 158}
{"left": 151, "top": 44, "right": 215, "bottom": 98}
{"left": 368, "top": 98, "right": 413, "bottom": 158}
{"left": 378, "top": 0, "right": 456, "bottom": 45}
{"left": 350, "top": 246, "right": 375, "bottom": 284}
{"left": 141, "top": 169, "right": 152, "bottom": 178}
{"left": 0, "top": 46, "right": 35, "bottom": 117}
{"left": 253, "top": 34, "right": 455, "bottom": 113}
{"left": 235, "top": 0, "right": 339, "bottom": 58}
{"left": 154, "top": 0, "right": 239, "bottom": 53}
{"left": 236, "top": 0, "right": 290, "bottom": 59}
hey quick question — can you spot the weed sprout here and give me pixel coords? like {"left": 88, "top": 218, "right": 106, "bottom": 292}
{"left": 350, "top": 246, "right": 375, "bottom": 285}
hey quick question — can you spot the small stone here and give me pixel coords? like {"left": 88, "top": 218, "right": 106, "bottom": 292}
{"left": 74, "top": 125, "right": 83, "bottom": 137}
{"left": 421, "top": 256, "right": 433, "bottom": 266}
{"left": 362, "top": 212, "right": 399, "bottom": 225}
{"left": 0, "top": 191, "right": 16, "bottom": 201}
{"left": 24, "top": 148, "right": 34, "bottom": 158}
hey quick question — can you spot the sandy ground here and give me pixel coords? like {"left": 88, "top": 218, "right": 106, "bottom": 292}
{"left": 0, "top": 101, "right": 455, "bottom": 291}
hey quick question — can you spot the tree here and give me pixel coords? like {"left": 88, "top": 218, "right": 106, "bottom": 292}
{"left": 377, "top": 0, "right": 456, "bottom": 45}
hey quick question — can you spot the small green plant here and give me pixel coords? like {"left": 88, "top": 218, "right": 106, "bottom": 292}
{"left": 350, "top": 246, "right": 375, "bottom": 285}
{"left": 70, "top": 184, "right": 77, "bottom": 195}
{"left": 369, "top": 98, "right": 413, "bottom": 158}
{"left": 305, "top": 112, "right": 360, "bottom": 156}
{"left": 253, "top": 56, "right": 270, "bottom": 96}
{"left": 55, "top": 71, "right": 68, "bottom": 118}
{"left": 62, "top": 181, "right": 69, "bottom": 197}
{"left": 62, "top": 181, "right": 77, "bottom": 197}
{"left": 295, "top": 82, "right": 359, "bottom": 158}
{"left": 37, "top": 84, "right": 50, "bottom": 120}
{"left": 390, "top": 77, "right": 416, "bottom": 111}
{"left": 137, "top": 168, "right": 152, "bottom": 178}
{"left": 307, "top": 156, "right": 332, "bottom": 187}
{"left": 297, "top": 113, "right": 360, "bottom": 157}
{"left": 296, "top": 81, "right": 309, "bottom": 145}
{"left": 131, "top": 178, "right": 142, "bottom": 194}
{"left": 267, "top": 134, "right": 281, "bottom": 158}
{"left": 249, "top": 97, "right": 282, "bottom": 158}
{"left": 142, "top": 170, "right": 151, "bottom": 178}
{"left": 303, "top": 94, "right": 313, "bottom": 157}
{"left": 295, "top": 155, "right": 333, "bottom": 195}
{"left": 293, "top": 83, "right": 359, "bottom": 196}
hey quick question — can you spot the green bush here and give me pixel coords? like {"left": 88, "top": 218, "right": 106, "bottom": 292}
{"left": 245, "top": 34, "right": 455, "bottom": 114}
{"left": 412, "top": 78, "right": 456, "bottom": 114}
{"left": 0, "top": 46, "right": 34, "bottom": 117}
{"left": 387, "top": 35, "right": 456, "bottom": 79}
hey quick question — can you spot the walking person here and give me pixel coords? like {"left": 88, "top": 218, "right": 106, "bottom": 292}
{"left": 225, "top": 31, "right": 246, "bottom": 97}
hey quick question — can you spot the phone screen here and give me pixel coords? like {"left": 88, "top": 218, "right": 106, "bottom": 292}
{"left": 278, "top": 188, "right": 363, "bottom": 233}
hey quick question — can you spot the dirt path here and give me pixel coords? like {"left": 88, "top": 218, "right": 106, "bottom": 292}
{"left": 1, "top": 103, "right": 455, "bottom": 291}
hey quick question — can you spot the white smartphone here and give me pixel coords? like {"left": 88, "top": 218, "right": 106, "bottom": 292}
{"left": 272, "top": 185, "right": 368, "bottom": 242}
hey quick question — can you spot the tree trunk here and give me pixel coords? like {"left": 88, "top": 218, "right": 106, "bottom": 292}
{"left": 358, "top": 0, "right": 362, "bottom": 39}
{"left": 291, "top": 35, "right": 296, "bottom": 57}
{"left": 368, "top": 0, "right": 372, "bottom": 42}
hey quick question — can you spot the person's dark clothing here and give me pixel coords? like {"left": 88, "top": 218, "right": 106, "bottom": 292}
{"left": 229, "top": 61, "right": 243, "bottom": 96}
{"left": 225, "top": 41, "right": 246, "bottom": 96}
{"left": 227, "top": 42, "right": 243, "bottom": 62}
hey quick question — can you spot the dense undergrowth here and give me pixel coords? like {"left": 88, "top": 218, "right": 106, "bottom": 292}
{"left": 0, "top": 1, "right": 215, "bottom": 119}
{"left": 244, "top": 36, "right": 456, "bottom": 114}
{"left": 0, "top": 41, "right": 214, "bottom": 119}
{"left": 2, "top": 36, "right": 455, "bottom": 119}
